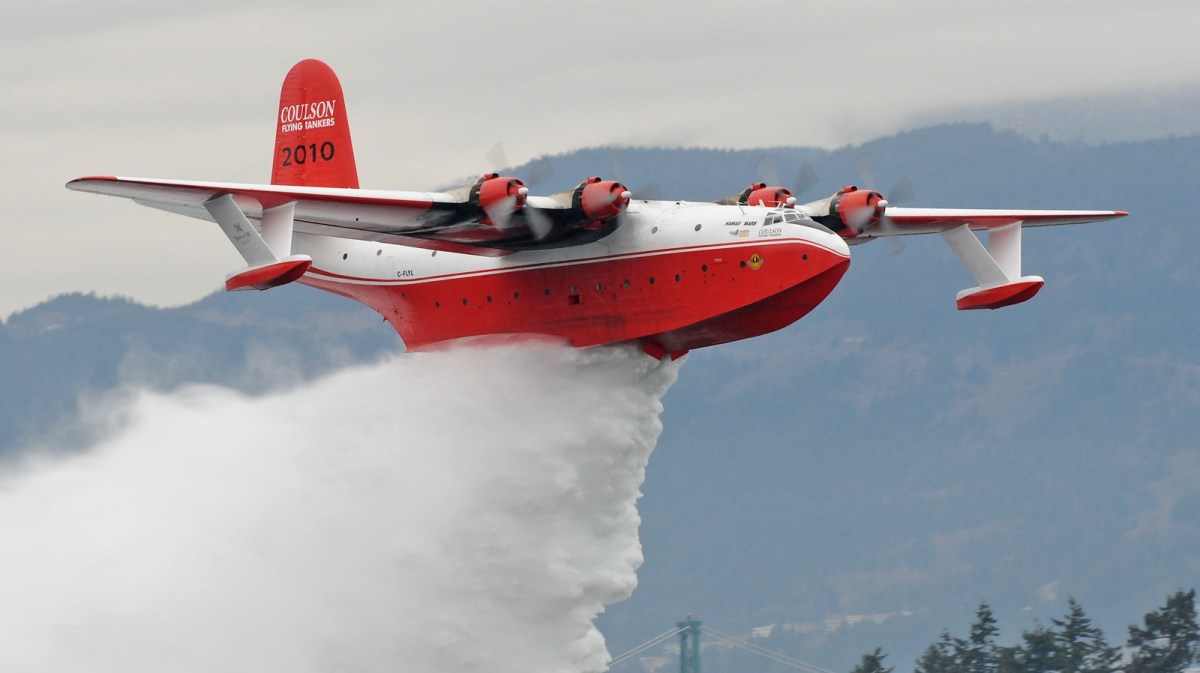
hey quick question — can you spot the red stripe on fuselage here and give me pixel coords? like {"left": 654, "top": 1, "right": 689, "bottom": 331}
{"left": 300, "top": 239, "right": 849, "bottom": 350}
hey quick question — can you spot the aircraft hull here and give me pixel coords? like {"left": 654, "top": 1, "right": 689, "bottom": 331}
{"left": 299, "top": 235, "right": 850, "bottom": 353}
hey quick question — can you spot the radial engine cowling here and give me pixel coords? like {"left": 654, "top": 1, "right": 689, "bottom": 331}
{"left": 471, "top": 173, "right": 528, "bottom": 226}
{"left": 573, "top": 177, "right": 631, "bottom": 227}
{"left": 737, "top": 182, "right": 796, "bottom": 208}
{"left": 806, "top": 185, "right": 886, "bottom": 237}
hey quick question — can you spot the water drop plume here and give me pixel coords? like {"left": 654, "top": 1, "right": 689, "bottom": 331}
{"left": 0, "top": 342, "right": 681, "bottom": 672}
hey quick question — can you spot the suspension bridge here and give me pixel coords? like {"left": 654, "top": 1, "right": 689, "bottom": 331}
{"left": 609, "top": 616, "right": 842, "bottom": 673}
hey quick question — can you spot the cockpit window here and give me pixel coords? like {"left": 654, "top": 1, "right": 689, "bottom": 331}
{"left": 782, "top": 209, "right": 837, "bottom": 235}
{"left": 765, "top": 214, "right": 782, "bottom": 226}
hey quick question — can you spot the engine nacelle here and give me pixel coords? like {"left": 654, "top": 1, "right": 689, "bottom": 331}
{"left": 573, "top": 177, "right": 631, "bottom": 227}
{"left": 470, "top": 173, "right": 528, "bottom": 226}
{"left": 804, "top": 185, "right": 886, "bottom": 237}
{"left": 737, "top": 182, "right": 796, "bottom": 208}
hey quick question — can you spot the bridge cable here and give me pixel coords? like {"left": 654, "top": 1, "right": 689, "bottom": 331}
{"left": 608, "top": 626, "right": 688, "bottom": 668}
{"left": 701, "top": 625, "right": 840, "bottom": 673}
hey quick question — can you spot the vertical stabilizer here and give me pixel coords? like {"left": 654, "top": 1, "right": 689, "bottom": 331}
{"left": 272, "top": 59, "right": 359, "bottom": 188}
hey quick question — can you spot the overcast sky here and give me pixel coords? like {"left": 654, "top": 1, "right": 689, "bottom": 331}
{"left": 5, "top": 0, "right": 1200, "bottom": 318}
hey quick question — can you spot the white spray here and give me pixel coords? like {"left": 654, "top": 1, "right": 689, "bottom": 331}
{"left": 0, "top": 343, "right": 680, "bottom": 672}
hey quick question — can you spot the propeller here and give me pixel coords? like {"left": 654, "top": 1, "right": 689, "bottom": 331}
{"left": 487, "top": 141, "right": 557, "bottom": 190}
{"left": 482, "top": 190, "right": 528, "bottom": 232}
{"left": 754, "top": 155, "right": 820, "bottom": 202}
{"left": 851, "top": 152, "right": 916, "bottom": 255}
{"left": 604, "top": 146, "right": 660, "bottom": 201}
{"left": 484, "top": 142, "right": 559, "bottom": 238}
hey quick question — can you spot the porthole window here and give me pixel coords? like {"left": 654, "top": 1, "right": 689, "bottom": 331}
{"left": 462, "top": 298, "right": 468, "bottom": 306}
{"left": 487, "top": 295, "right": 493, "bottom": 303}
{"left": 513, "top": 292, "right": 520, "bottom": 300}
{"left": 544, "top": 288, "right": 551, "bottom": 296}
{"left": 376, "top": 249, "right": 382, "bottom": 256}
{"left": 651, "top": 226, "right": 659, "bottom": 234}
{"left": 596, "top": 282, "right": 603, "bottom": 290}
{"left": 649, "top": 277, "right": 656, "bottom": 285}
{"left": 701, "top": 264, "right": 708, "bottom": 272}
{"left": 674, "top": 274, "right": 681, "bottom": 282}
{"left": 342, "top": 253, "right": 348, "bottom": 260}
{"left": 694, "top": 224, "right": 702, "bottom": 231}
{"left": 623, "top": 279, "right": 630, "bottom": 287}
{"left": 740, "top": 261, "right": 747, "bottom": 268}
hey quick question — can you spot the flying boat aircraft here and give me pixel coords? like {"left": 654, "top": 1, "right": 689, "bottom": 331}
{"left": 67, "top": 59, "right": 1126, "bottom": 360}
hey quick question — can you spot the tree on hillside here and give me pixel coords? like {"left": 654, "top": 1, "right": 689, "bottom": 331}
{"left": 852, "top": 647, "right": 895, "bottom": 673}
{"left": 892, "top": 589, "right": 1197, "bottom": 673}
{"left": 997, "top": 624, "right": 1058, "bottom": 673}
{"left": 916, "top": 631, "right": 965, "bottom": 673}
{"left": 1127, "top": 589, "right": 1199, "bottom": 673}
{"left": 1054, "top": 599, "right": 1119, "bottom": 673}
{"left": 965, "top": 603, "right": 1001, "bottom": 673}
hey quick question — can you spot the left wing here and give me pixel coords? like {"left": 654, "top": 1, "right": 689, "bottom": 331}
{"left": 861, "top": 206, "right": 1128, "bottom": 310}
{"left": 794, "top": 186, "right": 1128, "bottom": 310}
{"left": 858, "top": 207, "right": 1128, "bottom": 237}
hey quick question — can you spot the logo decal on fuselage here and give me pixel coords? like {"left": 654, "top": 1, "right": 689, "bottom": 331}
{"left": 749, "top": 253, "right": 764, "bottom": 270}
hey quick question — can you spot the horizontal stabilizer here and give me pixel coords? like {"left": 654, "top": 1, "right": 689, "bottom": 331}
{"left": 225, "top": 255, "right": 313, "bottom": 292}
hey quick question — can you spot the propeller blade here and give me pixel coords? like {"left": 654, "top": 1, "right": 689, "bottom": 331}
{"left": 793, "top": 160, "right": 819, "bottom": 196}
{"left": 486, "top": 142, "right": 510, "bottom": 172}
{"left": 606, "top": 147, "right": 627, "bottom": 177}
{"left": 524, "top": 206, "right": 554, "bottom": 240}
{"left": 630, "top": 182, "right": 661, "bottom": 201}
{"left": 524, "top": 156, "right": 555, "bottom": 190}
{"left": 754, "top": 155, "right": 782, "bottom": 187}
{"left": 852, "top": 153, "right": 876, "bottom": 188}
{"left": 888, "top": 175, "right": 915, "bottom": 204}
{"left": 483, "top": 195, "right": 518, "bottom": 231}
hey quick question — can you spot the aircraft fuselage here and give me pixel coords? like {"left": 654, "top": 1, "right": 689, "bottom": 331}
{"left": 297, "top": 200, "right": 852, "bottom": 355}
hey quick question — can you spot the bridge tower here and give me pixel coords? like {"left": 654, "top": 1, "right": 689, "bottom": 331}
{"left": 678, "top": 616, "right": 702, "bottom": 673}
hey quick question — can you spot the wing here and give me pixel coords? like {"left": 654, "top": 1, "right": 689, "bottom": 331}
{"left": 859, "top": 207, "right": 1128, "bottom": 239}
{"left": 836, "top": 205, "right": 1129, "bottom": 311}
{"left": 65, "top": 176, "right": 604, "bottom": 256}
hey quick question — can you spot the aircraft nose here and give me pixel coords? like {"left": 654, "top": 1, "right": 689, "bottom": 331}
{"left": 824, "top": 228, "right": 851, "bottom": 258}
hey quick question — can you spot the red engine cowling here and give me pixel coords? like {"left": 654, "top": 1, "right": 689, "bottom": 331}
{"left": 737, "top": 182, "right": 796, "bottom": 208}
{"left": 573, "top": 177, "right": 631, "bottom": 226}
{"left": 471, "top": 173, "right": 528, "bottom": 226}
{"left": 831, "top": 185, "right": 886, "bottom": 236}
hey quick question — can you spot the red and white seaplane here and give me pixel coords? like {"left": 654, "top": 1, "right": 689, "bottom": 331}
{"left": 67, "top": 59, "right": 1126, "bottom": 359}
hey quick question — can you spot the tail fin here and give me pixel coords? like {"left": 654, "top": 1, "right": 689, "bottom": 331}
{"left": 272, "top": 59, "right": 359, "bottom": 188}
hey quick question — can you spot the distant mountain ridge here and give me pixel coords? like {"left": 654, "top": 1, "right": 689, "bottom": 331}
{"left": 0, "top": 287, "right": 398, "bottom": 454}
{"left": 5, "top": 123, "right": 1196, "bottom": 673}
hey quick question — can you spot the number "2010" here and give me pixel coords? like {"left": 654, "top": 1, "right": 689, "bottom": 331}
{"left": 281, "top": 141, "right": 335, "bottom": 167}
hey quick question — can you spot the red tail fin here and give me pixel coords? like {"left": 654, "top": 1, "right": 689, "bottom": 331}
{"left": 272, "top": 59, "right": 359, "bottom": 189}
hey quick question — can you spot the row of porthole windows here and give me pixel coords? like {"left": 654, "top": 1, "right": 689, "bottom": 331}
{"left": 429, "top": 267, "right": 708, "bottom": 309}
{"left": 342, "top": 222, "right": 722, "bottom": 260}
{"left": 648, "top": 224, "right": 704, "bottom": 234}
